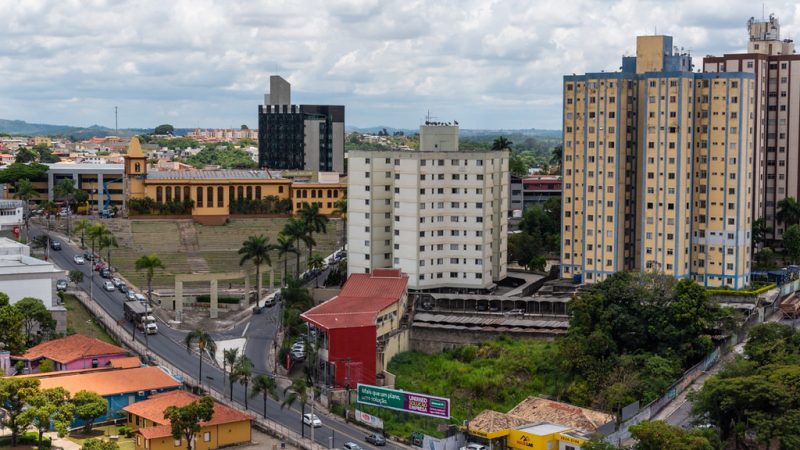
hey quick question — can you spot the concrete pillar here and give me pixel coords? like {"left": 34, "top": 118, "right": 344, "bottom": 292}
{"left": 243, "top": 272, "right": 250, "bottom": 306}
{"left": 47, "top": 172, "right": 54, "bottom": 201}
{"left": 175, "top": 280, "right": 183, "bottom": 320}
{"left": 210, "top": 279, "right": 218, "bottom": 319}
{"left": 97, "top": 173, "right": 104, "bottom": 211}
{"left": 72, "top": 173, "right": 79, "bottom": 185}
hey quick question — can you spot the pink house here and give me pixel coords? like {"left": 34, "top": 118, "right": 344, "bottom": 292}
{"left": 13, "top": 334, "right": 130, "bottom": 373}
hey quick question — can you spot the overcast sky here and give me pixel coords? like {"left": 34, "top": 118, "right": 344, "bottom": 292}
{"left": 1, "top": 0, "right": 799, "bottom": 131}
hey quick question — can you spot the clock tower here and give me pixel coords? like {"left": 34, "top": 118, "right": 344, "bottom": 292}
{"left": 124, "top": 136, "right": 147, "bottom": 204}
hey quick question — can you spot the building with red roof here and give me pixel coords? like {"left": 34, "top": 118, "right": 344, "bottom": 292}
{"left": 12, "top": 333, "right": 130, "bottom": 372}
{"left": 124, "top": 390, "right": 251, "bottom": 450}
{"left": 301, "top": 268, "right": 409, "bottom": 389}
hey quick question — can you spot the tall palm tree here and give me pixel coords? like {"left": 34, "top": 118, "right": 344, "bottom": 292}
{"left": 250, "top": 374, "right": 278, "bottom": 419}
{"left": 13, "top": 178, "right": 36, "bottom": 242}
{"left": 281, "top": 378, "right": 309, "bottom": 438}
{"left": 238, "top": 235, "right": 272, "bottom": 303}
{"left": 86, "top": 223, "right": 106, "bottom": 261}
{"left": 283, "top": 218, "right": 309, "bottom": 275}
{"left": 309, "top": 253, "right": 325, "bottom": 287}
{"left": 223, "top": 348, "right": 239, "bottom": 400}
{"left": 276, "top": 228, "right": 301, "bottom": 281}
{"left": 777, "top": 197, "right": 800, "bottom": 228}
{"left": 233, "top": 356, "right": 253, "bottom": 409}
{"left": 491, "top": 136, "right": 512, "bottom": 151}
{"left": 135, "top": 253, "right": 166, "bottom": 306}
{"left": 184, "top": 329, "right": 216, "bottom": 388}
{"left": 99, "top": 233, "right": 118, "bottom": 270}
{"left": 53, "top": 178, "right": 77, "bottom": 239}
{"left": 74, "top": 219, "right": 90, "bottom": 249}
{"left": 299, "top": 203, "right": 329, "bottom": 266}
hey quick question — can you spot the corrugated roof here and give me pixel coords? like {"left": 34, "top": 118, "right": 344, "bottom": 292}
{"left": 146, "top": 170, "right": 285, "bottom": 181}
{"left": 301, "top": 269, "right": 408, "bottom": 330}
{"left": 125, "top": 390, "right": 251, "bottom": 430}
{"left": 507, "top": 396, "right": 614, "bottom": 433}
{"left": 37, "top": 366, "right": 181, "bottom": 396}
{"left": 18, "top": 334, "right": 128, "bottom": 364}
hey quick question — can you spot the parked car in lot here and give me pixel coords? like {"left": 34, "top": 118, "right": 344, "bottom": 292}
{"left": 103, "top": 281, "right": 115, "bottom": 291}
{"left": 73, "top": 255, "right": 85, "bottom": 264}
{"left": 56, "top": 279, "right": 68, "bottom": 291}
{"left": 343, "top": 442, "right": 362, "bottom": 450}
{"left": 50, "top": 240, "right": 61, "bottom": 251}
{"left": 365, "top": 433, "right": 386, "bottom": 446}
{"left": 303, "top": 414, "right": 322, "bottom": 428}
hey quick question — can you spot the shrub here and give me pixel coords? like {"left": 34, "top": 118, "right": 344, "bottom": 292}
{"left": 117, "top": 425, "right": 133, "bottom": 437}
{"left": 195, "top": 294, "right": 241, "bottom": 304}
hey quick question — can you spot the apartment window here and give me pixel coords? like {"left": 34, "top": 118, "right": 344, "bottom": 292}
{"left": 365, "top": 171, "right": 370, "bottom": 178}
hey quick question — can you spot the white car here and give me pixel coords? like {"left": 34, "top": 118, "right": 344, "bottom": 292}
{"left": 103, "top": 281, "right": 115, "bottom": 291}
{"left": 303, "top": 413, "right": 321, "bottom": 428}
{"left": 111, "top": 277, "right": 123, "bottom": 287}
{"left": 73, "top": 255, "right": 85, "bottom": 264}
{"left": 291, "top": 342, "right": 305, "bottom": 352}
{"left": 134, "top": 293, "right": 147, "bottom": 303}
{"left": 460, "top": 444, "right": 488, "bottom": 450}
{"left": 343, "top": 443, "right": 363, "bottom": 450}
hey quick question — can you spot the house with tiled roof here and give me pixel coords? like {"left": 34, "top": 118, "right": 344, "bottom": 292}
{"left": 301, "top": 268, "right": 409, "bottom": 388}
{"left": 12, "top": 334, "right": 130, "bottom": 373}
{"left": 124, "top": 390, "right": 251, "bottom": 450}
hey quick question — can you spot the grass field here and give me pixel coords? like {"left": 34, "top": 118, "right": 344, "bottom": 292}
{"left": 67, "top": 425, "right": 135, "bottom": 450}
{"left": 63, "top": 294, "right": 118, "bottom": 345}
{"left": 109, "top": 218, "right": 340, "bottom": 290}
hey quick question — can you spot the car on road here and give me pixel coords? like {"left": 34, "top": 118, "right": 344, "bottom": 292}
{"left": 303, "top": 414, "right": 322, "bottom": 428}
{"left": 343, "top": 442, "right": 362, "bottom": 450}
{"left": 126, "top": 291, "right": 137, "bottom": 301}
{"left": 103, "top": 281, "right": 115, "bottom": 291}
{"left": 83, "top": 252, "right": 95, "bottom": 261}
{"left": 56, "top": 279, "right": 68, "bottom": 291}
{"left": 365, "top": 433, "right": 386, "bottom": 446}
{"left": 73, "top": 255, "right": 85, "bottom": 264}
{"left": 111, "top": 277, "right": 123, "bottom": 287}
{"left": 134, "top": 293, "right": 147, "bottom": 303}
{"left": 118, "top": 284, "right": 128, "bottom": 294}
{"left": 100, "top": 268, "right": 111, "bottom": 278}
{"left": 50, "top": 240, "right": 61, "bottom": 250}
{"left": 290, "top": 349, "right": 306, "bottom": 361}
{"left": 263, "top": 291, "right": 279, "bottom": 307}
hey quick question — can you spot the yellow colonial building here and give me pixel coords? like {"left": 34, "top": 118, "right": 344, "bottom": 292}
{"left": 562, "top": 35, "right": 755, "bottom": 288}
{"left": 124, "top": 390, "right": 251, "bottom": 450}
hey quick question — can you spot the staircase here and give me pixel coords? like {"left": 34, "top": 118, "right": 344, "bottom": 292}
{"left": 177, "top": 220, "right": 209, "bottom": 273}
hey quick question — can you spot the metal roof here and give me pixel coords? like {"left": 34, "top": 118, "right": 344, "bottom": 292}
{"left": 429, "top": 293, "right": 570, "bottom": 303}
{"left": 146, "top": 170, "right": 284, "bottom": 181}
{"left": 413, "top": 312, "right": 569, "bottom": 329}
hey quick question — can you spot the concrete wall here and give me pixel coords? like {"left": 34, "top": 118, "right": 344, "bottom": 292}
{"left": 410, "top": 326, "right": 555, "bottom": 354}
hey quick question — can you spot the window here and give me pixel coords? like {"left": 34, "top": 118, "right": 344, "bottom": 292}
{"left": 156, "top": 186, "right": 163, "bottom": 203}
{"left": 204, "top": 432, "right": 211, "bottom": 442}
{"left": 218, "top": 187, "right": 224, "bottom": 207}
{"left": 196, "top": 187, "right": 203, "bottom": 207}
{"left": 207, "top": 186, "right": 213, "bottom": 206}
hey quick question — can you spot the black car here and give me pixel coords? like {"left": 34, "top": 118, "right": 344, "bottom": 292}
{"left": 99, "top": 268, "right": 111, "bottom": 278}
{"left": 118, "top": 284, "right": 128, "bottom": 294}
{"left": 50, "top": 241, "right": 62, "bottom": 251}
{"left": 365, "top": 433, "right": 386, "bottom": 446}
{"left": 83, "top": 252, "right": 94, "bottom": 261}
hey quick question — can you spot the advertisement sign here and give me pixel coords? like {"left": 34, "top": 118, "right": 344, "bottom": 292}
{"left": 357, "top": 384, "right": 450, "bottom": 419}
{"left": 354, "top": 409, "right": 384, "bottom": 429}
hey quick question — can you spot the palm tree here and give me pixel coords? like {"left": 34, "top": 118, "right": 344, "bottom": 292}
{"left": 299, "top": 203, "right": 329, "bottom": 265}
{"left": 309, "top": 253, "right": 325, "bottom": 287}
{"left": 53, "top": 178, "right": 77, "bottom": 239}
{"left": 233, "top": 356, "right": 253, "bottom": 409}
{"left": 86, "top": 223, "right": 106, "bottom": 261}
{"left": 13, "top": 178, "right": 36, "bottom": 242}
{"left": 777, "top": 197, "right": 800, "bottom": 228}
{"left": 238, "top": 235, "right": 272, "bottom": 304}
{"left": 283, "top": 218, "right": 308, "bottom": 276}
{"left": 251, "top": 374, "right": 278, "bottom": 419}
{"left": 281, "top": 378, "right": 309, "bottom": 438}
{"left": 99, "top": 233, "right": 118, "bottom": 270}
{"left": 223, "top": 348, "right": 239, "bottom": 400}
{"left": 184, "top": 329, "right": 216, "bottom": 388}
{"left": 275, "top": 232, "right": 299, "bottom": 284}
{"left": 491, "top": 136, "right": 512, "bottom": 151}
{"left": 135, "top": 253, "right": 166, "bottom": 306}
{"left": 74, "top": 219, "right": 90, "bottom": 249}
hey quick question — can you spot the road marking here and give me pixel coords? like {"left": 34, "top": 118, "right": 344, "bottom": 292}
{"left": 242, "top": 322, "right": 250, "bottom": 337}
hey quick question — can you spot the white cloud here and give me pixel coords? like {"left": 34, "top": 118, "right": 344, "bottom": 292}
{"left": 0, "top": 0, "right": 796, "bottom": 130}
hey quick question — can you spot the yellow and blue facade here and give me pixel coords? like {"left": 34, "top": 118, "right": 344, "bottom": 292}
{"left": 562, "top": 35, "right": 755, "bottom": 288}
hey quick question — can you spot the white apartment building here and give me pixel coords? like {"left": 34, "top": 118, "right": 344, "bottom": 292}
{"left": 348, "top": 123, "right": 509, "bottom": 290}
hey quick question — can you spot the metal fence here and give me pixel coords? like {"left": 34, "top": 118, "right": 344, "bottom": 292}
{"left": 72, "top": 291, "right": 327, "bottom": 450}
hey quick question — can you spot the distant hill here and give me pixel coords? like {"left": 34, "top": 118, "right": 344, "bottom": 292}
{"left": 0, "top": 119, "right": 187, "bottom": 139}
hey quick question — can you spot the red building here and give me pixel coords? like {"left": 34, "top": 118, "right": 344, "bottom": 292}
{"left": 301, "top": 269, "right": 408, "bottom": 389}
{"left": 522, "top": 175, "right": 562, "bottom": 208}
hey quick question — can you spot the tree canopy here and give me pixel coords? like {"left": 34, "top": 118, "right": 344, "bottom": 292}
{"left": 0, "top": 163, "right": 49, "bottom": 183}
{"left": 154, "top": 124, "right": 175, "bottom": 135}
{"left": 163, "top": 396, "right": 214, "bottom": 450}
{"left": 186, "top": 143, "right": 256, "bottom": 169}
{"left": 72, "top": 390, "right": 108, "bottom": 432}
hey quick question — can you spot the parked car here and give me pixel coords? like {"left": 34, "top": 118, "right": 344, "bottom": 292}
{"left": 134, "top": 293, "right": 147, "bottom": 303}
{"left": 94, "top": 262, "right": 106, "bottom": 271}
{"left": 365, "top": 433, "right": 386, "bottom": 446}
{"left": 83, "top": 252, "right": 94, "bottom": 261}
{"left": 111, "top": 277, "right": 123, "bottom": 287}
{"left": 291, "top": 342, "right": 305, "bottom": 352}
{"left": 126, "top": 291, "right": 137, "bottom": 301}
{"left": 103, "top": 281, "right": 115, "bottom": 291}
{"left": 100, "top": 268, "right": 111, "bottom": 278}
{"left": 263, "top": 291, "right": 279, "bottom": 307}
{"left": 56, "top": 279, "right": 68, "bottom": 291}
{"left": 343, "top": 443, "right": 362, "bottom": 450}
{"left": 118, "top": 283, "right": 128, "bottom": 294}
{"left": 50, "top": 240, "right": 61, "bottom": 251}
{"left": 290, "top": 350, "right": 306, "bottom": 361}
{"left": 303, "top": 414, "right": 322, "bottom": 428}
{"left": 73, "top": 255, "right": 85, "bottom": 265}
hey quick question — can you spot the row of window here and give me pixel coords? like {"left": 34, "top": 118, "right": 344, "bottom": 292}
{"left": 363, "top": 157, "right": 486, "bottom": 166}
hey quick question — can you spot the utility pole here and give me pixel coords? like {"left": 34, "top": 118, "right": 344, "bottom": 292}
{"left": 114, "top": 106, "right": 118, "bottom": 135}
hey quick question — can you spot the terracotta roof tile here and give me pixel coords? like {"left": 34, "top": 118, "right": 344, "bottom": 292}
{"left": 37, "top": 366, "right": 181, "bottom": 396}
{"left": 110, "top": 356, "right": 142, "bottom": 369}
{"left": 125, "top": 391, "right": 251, "bottom": 428}
{"left": 136, "top": 425, "right": 173, "bottom": 439}
{"left": 469, "top": 410, "right": 529, "bottom": 434}
{"left": 507, "top": 396, "right": 614, "bottom": 433}
{"left": 18, "top": 334, "right": 128, "bottom": 364}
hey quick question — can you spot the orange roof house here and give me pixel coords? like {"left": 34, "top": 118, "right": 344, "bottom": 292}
{"left": 125, "top": 391, "right": 251, "bottom": 450}
{"left": 13, "top": 334, "right": 129, "bottom": 372}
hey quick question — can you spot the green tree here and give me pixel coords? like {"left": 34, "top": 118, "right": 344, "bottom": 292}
{"left": 82, "top": 439, "right": 120, "bottom": 450}
{"left": 751, "top": 218, "right": 772, "bottom": 250}
{"left": 185, "top": 329, "right": 216, "bottom": 388}
{"left": 69, "top": 270, "right": 84, "bottom": 285}
{"left": 20, "top": 386, "right": 74, "bottom": 449}
{"left": 73, "top": 390, "right": 108, "bottom": 432}
{"left": 0, "top": 163, "right": 49, "bottom": 184}
{"left": 54, "top": 178, "right": 78, "bottom": 237}
{"left": 74, "top": 219, "right": 91, "bottom": 249}
{"left": 14, "top": 297, "right": 55, "bottom": 346}
{"left": 629, "top": 420, "right": 714, "bottom": 450}
{"left": 250, "top": 374, "right": 278, "bottom": 419}
{"left": 509, "top": 152, "right": 528, "bottom": 176}
{"left": 0, "top": 377, "right": 40, "bottom": 446}
{"left": 185, "top": 144, "right": 256, "bottom": 169}
{"left": 298, "top": 203, "right": 329, "bottom": 266}
{"left": 743, "top": 323, "right": 800, "bottom": 367}
{"left": 163, "top": 396, "right": 214, "bottom": 450}
{"left": 232, "top": 355, "right": 253, "bottom": 409}
{"left": 274, "top": 233, "right": 298, "bottom": 285}
{"left": 37, "top": 359, "right": 54, "bottom": 373}
{"left": 0, "top": 301, "right": 25, "bottom": 354}
{"left": 581, "top": 440, "right": 619, "bottom": 450}
{"left": 238, "top": 235, "right": 272, "bottom": 303}
{"left": 99, "top": 232, "right": 118, "bottom": 269}
{"left": 223, "top": 347, "right": 239, "bottom": 400}
{"left": 550, "top": 144, "right": 563, "bottom": 166}
{"left": 154, "top": 124, "right": 175, "bottom": 135}
{"left": 784, "top": 224, "right": 800, "bottom": 264}
{"left": 282, "top": 218, "right": 308, "bottom": 277}
{"left": 135, "top": 253, "right": 166, "bottom": 306}
{"left": 777, "top": 197, "right": 800, "bottom": 227}
{"left": 15, "top": 147, "right": 38, "bottom": 163}
{"left": 281, "top": 378, "right": 310, "bottom": 438}
{"left": 491, "top": 136, "right": 512, "bottom": 151}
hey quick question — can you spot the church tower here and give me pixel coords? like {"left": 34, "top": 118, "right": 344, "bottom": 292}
{"left": 124, "top": 136, "right": 147, "bottom": 207}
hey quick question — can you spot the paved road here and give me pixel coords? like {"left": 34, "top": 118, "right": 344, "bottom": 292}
{"left": 39, "top": 228, "right": 393, "bottom": 450}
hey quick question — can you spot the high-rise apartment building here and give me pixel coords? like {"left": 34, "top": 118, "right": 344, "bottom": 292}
{"left": 348, "top": 123, "right": 508, "bottom": 290}
{"left": 703, "top": 15, "right": 799, "bottom": 240}
{"left": 257, "top": 76, "right": 345, "bottom": 173}
{"left": 562, "top": 35, "right": 755, "bottom": 288}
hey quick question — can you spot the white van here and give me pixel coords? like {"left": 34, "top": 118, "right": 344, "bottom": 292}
{"left": 144, "top": 316, "right": 158, "bottom": 335}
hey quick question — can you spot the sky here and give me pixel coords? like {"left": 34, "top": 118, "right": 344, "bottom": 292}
{"left": 1, "top": 0, "right": 799, "bottom": 131}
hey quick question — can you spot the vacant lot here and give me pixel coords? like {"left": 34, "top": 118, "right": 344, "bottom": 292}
{"left": 63, "top": 294, "right": 118, "bottom": 345}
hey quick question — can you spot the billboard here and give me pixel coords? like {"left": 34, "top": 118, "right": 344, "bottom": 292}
{"left": 357, "top": 384, "right": 450, "bottom": 419}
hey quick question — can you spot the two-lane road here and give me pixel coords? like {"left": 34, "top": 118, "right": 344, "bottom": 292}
{"left": 38, "top": 227, "right": 397, "bottom": 450}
